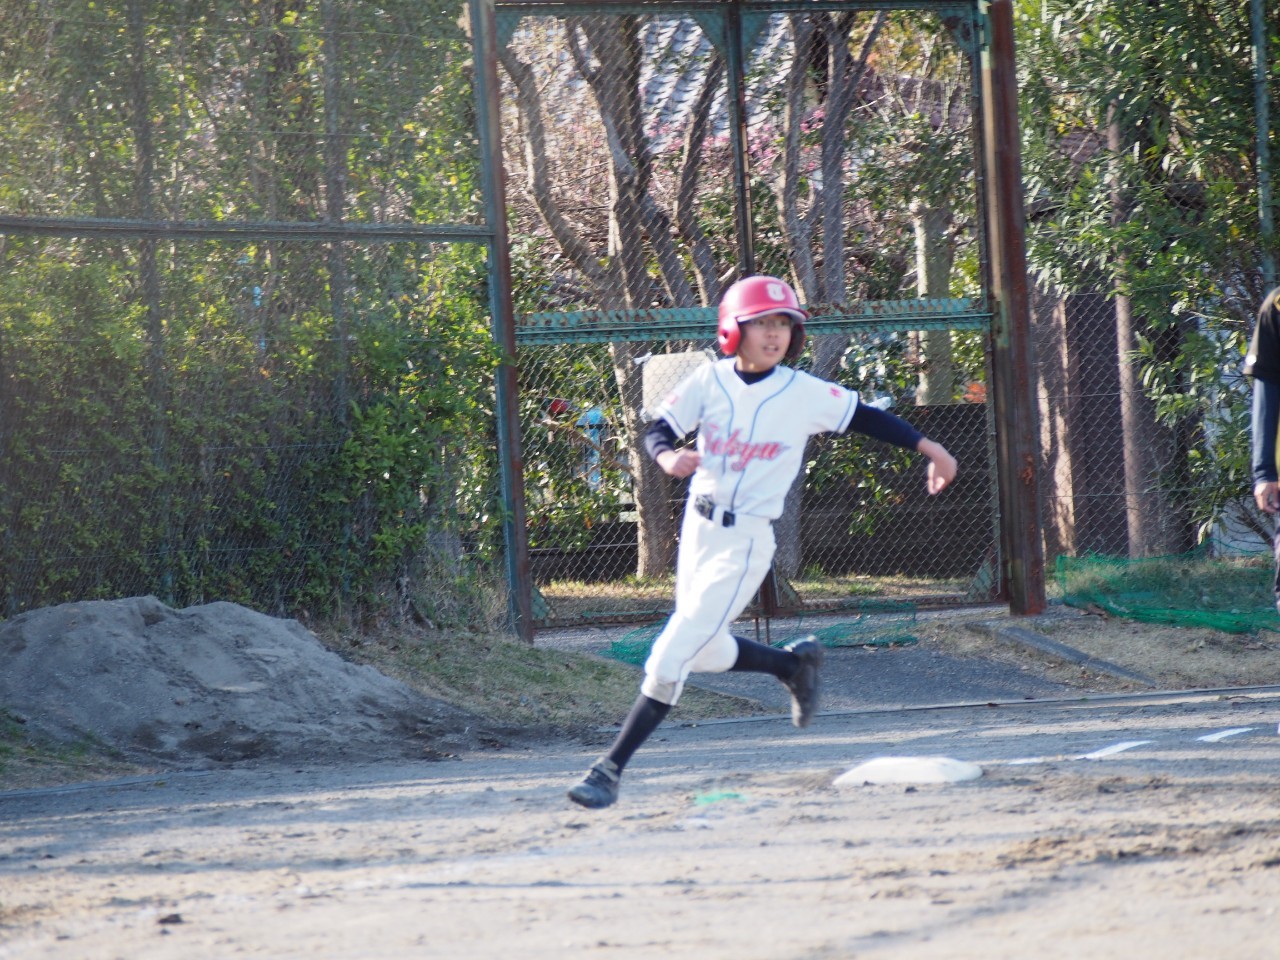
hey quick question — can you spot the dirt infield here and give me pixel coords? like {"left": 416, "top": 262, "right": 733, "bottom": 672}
{"left": 3, "top": 691, "right": 1279, "bottom": 959}
{"left": 3, "top": 598, "right": 1280, "bottom": 957}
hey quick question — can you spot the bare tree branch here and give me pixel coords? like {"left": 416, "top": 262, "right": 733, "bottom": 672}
{"left": 779, "top": 16, "right": 818, "bottom": 301}
{"left": 819, "top": 10, "right": 886, "bottom": 305}
{"left": 571, "top": 18, "right": 697, "bottom": 308}
{"left": 674, "top": 53, "right": 726, "bottom": 305}
{"left": 498, "top": 44, "right": 615, "bottom": 289}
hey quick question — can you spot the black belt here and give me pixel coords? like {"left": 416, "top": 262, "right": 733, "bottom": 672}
{"left": 694, "top": 495, "right": 735, "bottom": 527}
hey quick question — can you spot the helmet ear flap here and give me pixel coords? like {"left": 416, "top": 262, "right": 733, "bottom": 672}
{"left": 718, "top": 314, "right": 742, "bottom": 355}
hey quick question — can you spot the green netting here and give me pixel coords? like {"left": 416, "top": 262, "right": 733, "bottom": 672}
{"left": 605, "top": 602, "right": 919, "bottom": 666}
{"left": 1056, "top": 552, "right": 1280, "bottom": 634}
{"left": 808, "top": 603, "right": 919, "bottom": 649}
{"left": 606, "top": 624, "right": 664, "bottom": 665}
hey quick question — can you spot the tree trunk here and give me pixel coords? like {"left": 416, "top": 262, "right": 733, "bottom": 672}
{"left": 910, "top": 201, "right": 956, "bottom": 405}
{"left": 773, "top": 14, "right": 885, "bottom": 580}
{"left": 612, "top": 343, "right": 677, "bottom": 578}
{"left": 571, "top": 18, "right": 681, "bottom": 578}
{"left": 1108, "top": 106, "right": 1191, "bottom": 557}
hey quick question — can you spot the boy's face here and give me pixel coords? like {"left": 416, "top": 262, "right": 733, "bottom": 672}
{"left": 735, "top": 312, "right": 793, "bottom": 372}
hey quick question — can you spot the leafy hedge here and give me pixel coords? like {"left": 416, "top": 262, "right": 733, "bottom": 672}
{"left": 0, "top": 238, "right": 501, "bottom": 621}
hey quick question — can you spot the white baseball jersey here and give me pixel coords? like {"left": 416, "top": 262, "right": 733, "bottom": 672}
{"left": 653, "top": 358, "right": 860, "bottom": 519}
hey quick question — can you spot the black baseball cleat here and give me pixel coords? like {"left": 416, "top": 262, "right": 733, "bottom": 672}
{"left": 567, "top": 757, "right": 621, "bottom": 809}
{"left": 781, "top": 636, "right": 824, "bottom": 728}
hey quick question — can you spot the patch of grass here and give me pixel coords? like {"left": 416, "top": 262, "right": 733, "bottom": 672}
{"left": 0, "top": 712, "right": 145, "bottom": 793}
{"left": 777, "top": 570, "right": 974, "bottom": 603}
{"left": 317, "top": 624, "right": 766, "bottom": 733}
{"left": 536, "top": 577, "right": 674, "bottom": 625}
{"left": 536, "top": 571, "right": 973, "bottom": 626}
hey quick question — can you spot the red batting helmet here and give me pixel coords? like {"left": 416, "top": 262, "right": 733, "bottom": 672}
{"left": 717, "top": 275, "right": 808, "bottom": 360}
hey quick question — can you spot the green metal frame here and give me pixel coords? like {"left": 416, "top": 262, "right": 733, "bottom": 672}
{"left": 515, "top": 299, "right": 990, "bottom": 345}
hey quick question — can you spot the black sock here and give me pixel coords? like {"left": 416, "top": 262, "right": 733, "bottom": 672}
{"left": 605, "top": 694, "right": 671, "bottom": 772}
{"left": 728, "top": 634, "right": 799, "bottom": 679}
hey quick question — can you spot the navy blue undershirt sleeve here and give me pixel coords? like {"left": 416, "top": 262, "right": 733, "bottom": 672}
{"left": 1253, "top": 377, "right": 1280, "bottom": 484}
{"left": 644, "top": 418, "right": 679, "bottom": 463}
{"left": 842, "top": 402, "right": 924, "bottom": 450}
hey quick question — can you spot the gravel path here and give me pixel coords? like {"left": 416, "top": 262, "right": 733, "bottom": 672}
{"left": 535, "top": 607, "right": 1077, "bottom": 717}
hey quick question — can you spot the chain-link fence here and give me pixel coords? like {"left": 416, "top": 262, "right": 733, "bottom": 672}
{"left": 1023, "top": 0, "right": 1278, "bottom": 617}
{"left": 1032, "top": 284, "right": 1273, "bottom": 589}
{"left": 519, "top": 334, "right": 1000, "bottom": 628}
{"left": 496, "top": 3, "right": 1003, "bottom": 627}
{"left": 6, "top": 0, "right": 1270, "bottom": 635}
{"left": 0, "top": 1, "right": 503, "bottom": 621}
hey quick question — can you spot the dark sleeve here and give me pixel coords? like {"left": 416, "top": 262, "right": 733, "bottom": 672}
{"left": 643, "top": 418, "right": 679, "bottom": 462}
{"left": 841, "top": 402, "right": 924, "bottom": 450}
{"left": 1253, "top": 377, "right": 1280, "bottom": 484}
{"left": 1244, "top": 288, "right": 1280, "bottom": 381}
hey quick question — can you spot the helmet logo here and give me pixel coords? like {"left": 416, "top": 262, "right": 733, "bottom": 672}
{"left": 767, "top": 282, "right": 787, "bottom": 302}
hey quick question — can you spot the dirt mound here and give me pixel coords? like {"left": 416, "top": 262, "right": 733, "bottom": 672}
{"left": 0, "top": 597, "right": 497, "bottom": 766}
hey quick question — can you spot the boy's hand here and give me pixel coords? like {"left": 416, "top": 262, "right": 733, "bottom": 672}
{"left": 917, "top": 438, "right": 957, "bottom": 495}
{"left": 657, "top": 448, "right": 701, "bottom": 478}
{"left": 1255, "top": 479, "right": 1280, "bottom": 514}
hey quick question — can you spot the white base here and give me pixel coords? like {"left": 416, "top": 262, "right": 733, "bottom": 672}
{"left": 834, "top": 755, "right": 984, "bottom": 786}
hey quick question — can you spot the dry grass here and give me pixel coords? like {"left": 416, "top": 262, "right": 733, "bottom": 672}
{"left": 536, "top": 571, "right": 977, "bottom": 625}
{"left": 918, "top": 607, "right": 1280, "bottom": 693}
{"left": 0, "top": 715, "right": 148, "bottom": 793}
{"left": 317, "top": 624, "right": 767, "bottom": 732}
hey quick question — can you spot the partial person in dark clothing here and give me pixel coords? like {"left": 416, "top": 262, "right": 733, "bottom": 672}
{"left": 1244, "top": 286, "right": 1280, "bottom": 614}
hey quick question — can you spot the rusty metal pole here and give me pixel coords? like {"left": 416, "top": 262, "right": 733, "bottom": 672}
{"left": 472, "top": 0, "right": 534, "bottom": 641}
{"left": 979, "top": 0, "right": 1046, "bottom": 614}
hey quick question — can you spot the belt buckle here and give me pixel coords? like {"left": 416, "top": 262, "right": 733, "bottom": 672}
{"left": 694, "top": 496, "right": 735, "bottom": 527}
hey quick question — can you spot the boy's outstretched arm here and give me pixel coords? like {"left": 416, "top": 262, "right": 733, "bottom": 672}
{"left": 841, "top": 402, "right": 957, "bottom": 495}
{"left": 916, "top": 437, "right": 957, "bottom": 494}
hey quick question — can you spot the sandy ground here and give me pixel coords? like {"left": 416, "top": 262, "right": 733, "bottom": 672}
{"left": 0, "top": 597, "right": 513, "bottom": 775}
{"left": 4, "top": 598, "right": 1280, "bottom": 958}
{"left": 3, "top": 690, "right": 1280, "bottom": 959}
